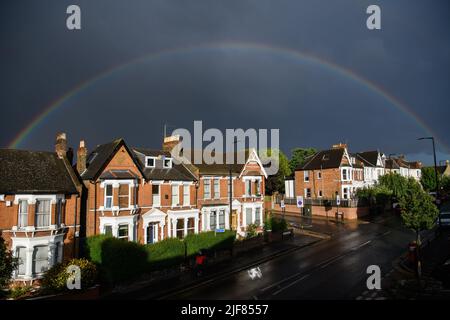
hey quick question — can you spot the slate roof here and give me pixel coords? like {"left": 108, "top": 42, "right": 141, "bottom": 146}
{"left": 297, "top": 148, "right": 345, "bottom": 170}
{"left": 132, "top": 148, "right": 197, "bottom": 181}
{"left": 81, "top": 139, "right": 123, "bottom": 180}
{"left": 0, "top": 149, "right": 78, "bottom": 194}
{"left": 356, "top": 151, "right": 381, "bottom": 167}
{"left": 183, "top": 150, "right": 252, "bottom": 176}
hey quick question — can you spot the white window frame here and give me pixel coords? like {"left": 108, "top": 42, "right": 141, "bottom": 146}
{"left": 304, "top": 188, "right": 311, "bottom": 198}
{"left": 145, "top": 156, "right": 156, "bottom": 168}
{"left": 117, "top": 223, "right": 129, "bottom": 241}
{"left": 152, "top": 183, "right": 161, "bottom": 207}
{"left": 245, "top": 179, "right": 252, "bottom": 197}
{"left": 204, "top": 179, "right": 211, "bottom": 199}
{"left": 171, "top": 184, "right": 180, "bottom": 206}
{"left": 304, "top": 171, "right": 310, "bottom": 182}
{"left": 183, "top": 184, "right": 190, "bottom": 206}
{"left": 104, "top": 184, "right": 113, "bottom": 209}
{"left": 118, "top": 184, "right": 131, "bottom": 209}
{"left": 213, "top": 179, "right": 220, "bottom": 199}
{"left": 35, "top": 199, "right": 51, "bottom": 229}
{"left": 18, "top": 200, "right": 28, "bottom": 229}
{"left": 163, "top": 157, "right": 173, "bottom": 168}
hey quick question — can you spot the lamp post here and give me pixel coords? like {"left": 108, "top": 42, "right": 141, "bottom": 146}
{"left": 417, "top": 137, "right": 439, "bottom": 201}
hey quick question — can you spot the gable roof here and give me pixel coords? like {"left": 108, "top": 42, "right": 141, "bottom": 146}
{"left": 355, "top": 151, "right": 381, "bottom": 167}
{"left": 298, "top": 148, "right": 346, "bottom": 170}
{"left": 0, "top": 149, "right": 78, "bottom": 194}
{"left": 81, "top": 139, "right": 146, "bottom": 181}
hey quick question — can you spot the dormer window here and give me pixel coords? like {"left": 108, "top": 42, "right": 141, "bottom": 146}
{"left": 322, "top": 155, "right": 329, "bottom": 161}
{"left": 163, "top": 157, "right": 173, "bottom": 168}
{"left": 145, "top": 156, "right": 156, "bottom": 168}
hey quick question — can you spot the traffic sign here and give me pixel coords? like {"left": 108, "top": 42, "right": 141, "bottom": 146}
{"left": 336, "top": 195, "right": 341, "bottom": 206}
{"left": 215, "top": 228, "right": 225, "bottom": 233}
{"left": 280, "top": 200, "right": 285, "bottom": 208}
{"left": 296, "top": 196, "right": 304, "bottom": 208}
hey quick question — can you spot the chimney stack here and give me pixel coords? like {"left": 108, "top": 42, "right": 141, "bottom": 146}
{"left": 55, "top": 132, "right": 67, "bottom": 159}
{"left": 77, "top": 140, "right": 88, "bottom": 174}
{"left": 332, "top": 143, "right": 347, "bottom": 150}
{"left": 162, "top": 135, "right": 181, "bottom": 152}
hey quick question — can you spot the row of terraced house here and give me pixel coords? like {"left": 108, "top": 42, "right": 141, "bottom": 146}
{"left": 281, "top": 143, "right": 422, "bottom": 218}
{"left": 0, "top": 133, "right": 267, "bottom": 282}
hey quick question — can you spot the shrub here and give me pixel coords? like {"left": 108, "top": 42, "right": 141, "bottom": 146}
{"left": 146, "top": 238, "right": 185, "bottom": 270}
{"left": 265, "top": 216, "right": 288, "bottom": 232}
{"left": 100, "top": 237, "right": 149, "bottom": 283}
{"left": 0, "top": 237, "right": 18, "bottom": 288}
{"left": 184, "top": 231, "right": 236, "bottom": 256}
{"left": 8, "top": 285, "right": 33, "bottom": 299}
{"left": 42, "top": 258, "right": 97, "bottom": 293}
{"left": 245, "top": 224, "right": 259, "bottom": 238}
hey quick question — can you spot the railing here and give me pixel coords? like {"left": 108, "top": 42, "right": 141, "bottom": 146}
{"left": 275, "top": 195, "right": 368, "bottom": 208}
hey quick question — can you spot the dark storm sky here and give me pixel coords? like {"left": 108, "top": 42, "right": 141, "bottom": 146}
{"left": 1, "top": 0, "right": 449, "bottom": 165}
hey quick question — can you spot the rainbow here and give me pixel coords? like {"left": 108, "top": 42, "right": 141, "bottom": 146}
{"left": 8, "top": 41, "right": 448, "bottom": 152}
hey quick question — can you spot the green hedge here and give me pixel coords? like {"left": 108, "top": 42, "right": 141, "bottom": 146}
{"left": 184, "top": 231, "right": 236, "bottom": 256}
{"left": 84, "top": 231, "right": 236, "bottom": 284}
{"left": 146, "top": 238, "right": 185, "bottom": 270}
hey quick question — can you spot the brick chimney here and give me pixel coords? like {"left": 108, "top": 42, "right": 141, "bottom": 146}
{"left": 162, "top": 135, "right": 181, "bottom": 152}
{"left": 77, "top": 140, "right": 88, "bottom": 174}
{"left": 332, "top": 143, "right": 347, "bottom": 150}
{"left": 55, "top": 132, "right": 67, "bottom": 159}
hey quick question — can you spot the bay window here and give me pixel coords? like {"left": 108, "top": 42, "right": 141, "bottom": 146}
{"left": 246, "top": 208, "right": 253, "bottom": 225}
{"left": 118, "top": 224, "right": 129, "bottom": 241}
{"left": 32, "top": 245, "right": 49, "bottom": 274}
{"left": 245, "top": 180, "right": 251, "bottom": 196}
{"left": 218, "top": 210, "right": 226, "bottom": 229}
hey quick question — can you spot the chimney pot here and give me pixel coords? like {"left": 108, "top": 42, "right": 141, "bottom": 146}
{"left": 55, "top": 132, "right": 67, "bottom": 158}
{"left": 77, "top": 140, "right": 88, "bottom": 174}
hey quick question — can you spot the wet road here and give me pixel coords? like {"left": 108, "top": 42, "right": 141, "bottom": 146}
{"left": 162, "top": 213, "right": 414, "bottom": 300}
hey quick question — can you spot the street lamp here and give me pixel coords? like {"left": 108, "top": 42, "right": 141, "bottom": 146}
{"left": 417, "top": 137, "right": 440, "bottom": 207}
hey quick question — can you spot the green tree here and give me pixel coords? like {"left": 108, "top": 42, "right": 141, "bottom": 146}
{"left": 0, "top": 237, "right": 18, "bottom": 288}
{"left": 260, "top": 149, "right": 291, "bottom": 195}
{"left": 289, "top": 148, "right": 317, "bottom": 172}
{"left": 399, "top": 184, "right": 439, "bottom": 250}
{"left": 420, "top": 167, "right": 440, "bottom": 192}
{"left": 378, "top": 172, "right": 411, "bottom": 200}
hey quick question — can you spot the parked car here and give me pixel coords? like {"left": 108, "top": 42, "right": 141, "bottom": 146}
{"left": 437, "top": 211, "right": 450, "bottom": 227}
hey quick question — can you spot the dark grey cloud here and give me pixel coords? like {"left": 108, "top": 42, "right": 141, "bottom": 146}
{"left": 1, "top": 0, "right": 449, "bottom": 165}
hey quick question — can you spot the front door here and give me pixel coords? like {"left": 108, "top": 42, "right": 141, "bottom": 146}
{"left": 231, "top": 210, "right": 238, "bottom": 230}
{"left": 146, "top": 223, "right": 156, "bottom": 244}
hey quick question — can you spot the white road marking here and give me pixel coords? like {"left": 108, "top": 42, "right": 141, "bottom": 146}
{"left": 272, "top": 274, "right": 311, "bottom": 296}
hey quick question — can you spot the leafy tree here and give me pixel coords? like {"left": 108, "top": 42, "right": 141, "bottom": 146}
{"left": 260, "top": 149, "right": 291, "bottom": 195}
{"left": 441, "top": 175, "right": 450, "bottom": 195}
{"left": 378, "top": 172, "right": 411, "bottom": 200}
{"left": 289, "top": 148, "right": 317, "bottom": 172}
{"left": 0, "top": 237, "right": 18, "bottom": 288}
{"left": 399, "top": 184, "right": 439, "bottom": 245}
{"left": 420, "top": 167, "right": 440, "bottom": 192}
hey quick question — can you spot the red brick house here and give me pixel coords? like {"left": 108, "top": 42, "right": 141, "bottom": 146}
{"left": 77, "top": 135, "right": 268, "bottom": 242}
{"left": 295, "top": 143, "right": 355, "bottom": 200}
{"left": 0, "top": 133, "right": 82, "bottom": 282}
{"left": 78, "top": 138, "right": 199, "bottom": 244}
{"left": 188, "top": 148, "right": 268, "bottom": 238}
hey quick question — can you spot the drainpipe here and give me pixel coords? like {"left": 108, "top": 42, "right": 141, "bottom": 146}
{"left": 89, "top": 180, "right": 97, "bottom": 235}
{"left": 73, "top": 194, "right": 78, "bottom": 258}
